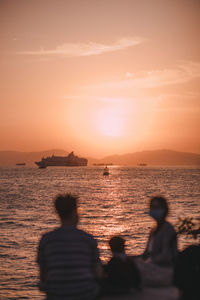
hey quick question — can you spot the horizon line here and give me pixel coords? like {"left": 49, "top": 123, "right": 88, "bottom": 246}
{"left": 0, "top": 148, "right": 200, "bottom": 158}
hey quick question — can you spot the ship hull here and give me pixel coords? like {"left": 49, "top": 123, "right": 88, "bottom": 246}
{"left": 35, "top": 162, "right": 87, "bottom": 167}
{"left": 35, "top": 152, "right": 88, "bottom": 168}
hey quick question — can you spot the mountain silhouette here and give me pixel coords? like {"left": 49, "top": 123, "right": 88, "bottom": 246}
{"left": 87, "top": 149, "right": 200, "bottom": 166}
{"left": 0, "top": 149, "right": 199, "bottom": 166}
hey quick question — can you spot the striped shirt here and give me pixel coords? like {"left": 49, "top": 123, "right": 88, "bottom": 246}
{"left": 37, "top": 225, "right": 101, "bottom": 299}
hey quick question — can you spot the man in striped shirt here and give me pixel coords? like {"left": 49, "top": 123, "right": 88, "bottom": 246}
{"left": 37, "top": 193, "right": 102, "bottom": 299}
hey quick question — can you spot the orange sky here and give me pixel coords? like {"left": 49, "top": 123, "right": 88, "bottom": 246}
{"left": 0, "top": 0, "right": 200, "bottom": 157}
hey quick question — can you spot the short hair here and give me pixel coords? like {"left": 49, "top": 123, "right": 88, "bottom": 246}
{"left": 150, "top": 196, "right": 169, "bottom": 218}
{"left": 109, "top": 236, "right": 125, "bottom": 253}
{"left": 55, "top": 193, "right": 78, "bottom": 220}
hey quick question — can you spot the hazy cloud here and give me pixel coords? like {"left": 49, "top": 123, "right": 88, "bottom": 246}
{"left": 156, "top": 93, "right": 200, "bottom": 112}
{"left": 18, "top": 37, "right": 145, "bottom": 57}
{"left": 90, "top": 61, "right": 200, "bottom": 90}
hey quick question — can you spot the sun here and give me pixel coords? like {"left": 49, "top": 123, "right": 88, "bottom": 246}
{"left": 96, "top": 107, "right": 123, "bottom": 137}
{"left": 65, "top": 97, "right": 128, "bottom": 144}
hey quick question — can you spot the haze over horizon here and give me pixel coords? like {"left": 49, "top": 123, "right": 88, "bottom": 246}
{"left": 1, "top": 147, "right": 200, "bottom": 159}
{"left": 1, "top": 0, "right": 200, "bottom": 157}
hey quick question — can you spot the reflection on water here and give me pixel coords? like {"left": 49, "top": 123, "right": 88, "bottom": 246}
{"left": 0, "top": 166, "right": 200, "bottom": 299}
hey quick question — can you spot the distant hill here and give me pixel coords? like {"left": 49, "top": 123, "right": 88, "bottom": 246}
{"left": 0, "top": 149, "right": 199, "bottom": 166}
{"left": 0, "top": 149, "right": 68, "bottom": 166}
{"left": 88, "top": 149, "right": 200, "bottom": 166}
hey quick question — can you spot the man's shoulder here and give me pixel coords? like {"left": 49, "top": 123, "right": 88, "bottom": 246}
{"left": 76, "top": 228, "right": 97, "bottom": 242}
{"left": 42, "top": 227, "right": 95, "bottom": 239}
{"left": 40, "top": 227, "right": 60, "bottom": 241}
{"left": 39, "top": 227, "right": 97, "bottom": 248}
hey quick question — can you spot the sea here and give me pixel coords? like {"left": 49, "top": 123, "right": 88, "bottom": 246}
{"left": 0, "top": 166, "right": 200, "bottom": 299}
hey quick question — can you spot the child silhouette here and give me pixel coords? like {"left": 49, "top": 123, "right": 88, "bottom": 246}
{"left": 103, "top": 236, "right": 141, "bottom": 295}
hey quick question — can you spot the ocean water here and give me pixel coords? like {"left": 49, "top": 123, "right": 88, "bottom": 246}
{"left": 0, "top": 166, "right": 200, "bottom": 299}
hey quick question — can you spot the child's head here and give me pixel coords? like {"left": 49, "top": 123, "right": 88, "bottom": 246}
{"left": 109, "top": 236, "right": 125, "bottom": 254}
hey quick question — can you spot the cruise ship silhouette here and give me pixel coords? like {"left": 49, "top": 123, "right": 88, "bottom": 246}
{"left": 35, "top": 152, "right": 87, "bottom": 168}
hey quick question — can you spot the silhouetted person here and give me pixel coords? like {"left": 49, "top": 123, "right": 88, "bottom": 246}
{"left": 174, "top": 244, "right": 200, "bottom": 300}
{"left": 134, "top": 196, "right": 178, "bottom": 287}
{"left": 143, "top": 196, "right": 178, "bottom": 267}
{"left": 103, "top": 236, "right": 141, "bottom": 295}
{"left": 37, "top": 193, "right": 103, "bottom": 300}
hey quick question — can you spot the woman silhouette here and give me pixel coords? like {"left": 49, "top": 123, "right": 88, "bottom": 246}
{"left": 135, "top": 196, "right": 178, "bottom": 287}
{"left": 143, "top": 196, "right": 178, "bottom": 266}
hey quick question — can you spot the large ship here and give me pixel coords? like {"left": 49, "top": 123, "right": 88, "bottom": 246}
{"left": 35, "top": 152, "right": 87, "bottom": 168}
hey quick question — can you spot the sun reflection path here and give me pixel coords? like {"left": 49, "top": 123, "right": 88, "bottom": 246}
{"left": 79, "top": 167, "right": 152, "bottom": 261}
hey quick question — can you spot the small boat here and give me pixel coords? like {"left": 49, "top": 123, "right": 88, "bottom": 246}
{"left": 16, "top": 163, "right": 26, "bottom": 166}
{"left": 39, "top": 165, "right": 47, "bottom": 169}
{"left": 103, "top": 166, "right": 109, "bottom": 175}
{"left": 138, "top": 163, "right": 147, "bottom": 166}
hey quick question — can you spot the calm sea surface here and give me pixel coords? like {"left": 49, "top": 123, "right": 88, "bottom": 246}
{"left": 0, "top": 166, "right": 200, "bottom": 299}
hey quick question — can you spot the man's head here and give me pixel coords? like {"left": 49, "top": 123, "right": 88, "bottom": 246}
{"left": 109, "top": 236, "right": 125, "bottom": 254}
{"left": 55, "top": 193, "right": 78, "bottom": 224}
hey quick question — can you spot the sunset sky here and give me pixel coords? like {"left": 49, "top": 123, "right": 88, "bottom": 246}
{"left": 0, "top": 0, "right": 200, "bottom": 157}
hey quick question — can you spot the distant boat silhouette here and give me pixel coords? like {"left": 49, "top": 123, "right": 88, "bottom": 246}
{"left": 39, "top": 165, "right": 47, "bottom": 169}
{"left": 138, "top": 163, "right": 147, "bottom": 166}
{"left": 93, "top": 163, "right": 113, "bottom": 166}
{"left": 16, "top": 163, "right": 26, "bottom": 166}
{"left": 103, "top": 166, "right": 109, "bottom": 175}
